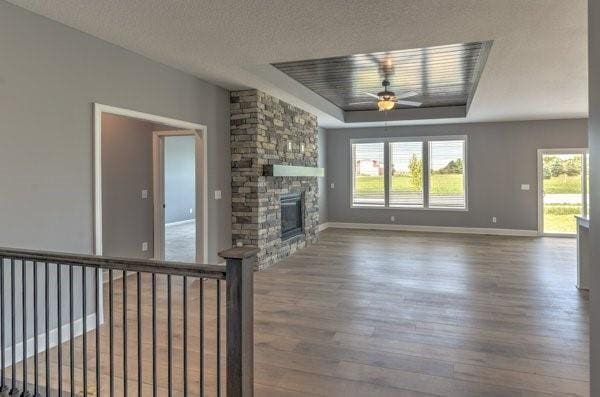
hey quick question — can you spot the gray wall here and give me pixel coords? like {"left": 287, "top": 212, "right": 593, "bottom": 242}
{"left": 101, "top": 113, "right": 160, "bottom": 259}
{"left": 326, "top": 119, "right": 588, "bottom": 231}
{"left": 0, "top": 1, "right": 231, "bottom": 263}
{"left": 165, "top": 135, "right": 196, "bottom": 224}
{"left": 318, "top": 127, "right": 328, "bottom": 224}
{"left": 589, "top": 0, "right": 599, "bottom": 393}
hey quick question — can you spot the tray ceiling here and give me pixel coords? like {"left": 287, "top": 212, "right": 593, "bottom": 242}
{"left": 272, "top": 42, "right": 492, "bottom": 112}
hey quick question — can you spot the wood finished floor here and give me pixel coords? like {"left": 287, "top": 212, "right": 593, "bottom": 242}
{"left": 8, "top": 229, "right": 590, "bottom": 396}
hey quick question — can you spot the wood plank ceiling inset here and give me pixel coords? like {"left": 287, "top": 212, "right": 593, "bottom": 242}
{"left": 272, "top": 41, "right": 492, "bottom": 112}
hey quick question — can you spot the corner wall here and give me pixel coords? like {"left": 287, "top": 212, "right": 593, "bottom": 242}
{"left": 318, "top": 127, "right": 328, "bottom": 224}
{"left": 589, "top": 0, "right": 599, "bottom": 393}
{"left": 325, "top": 119, "right": 588, "bottom": 231}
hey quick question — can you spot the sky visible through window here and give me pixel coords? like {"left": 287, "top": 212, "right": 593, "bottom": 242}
{"left": 429, "top": 140, "right": 464, "bottom": 171}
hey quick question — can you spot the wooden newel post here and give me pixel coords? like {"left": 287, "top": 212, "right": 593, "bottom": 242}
{"left": 219, "top": 247, "right": 258, "bottom": 397}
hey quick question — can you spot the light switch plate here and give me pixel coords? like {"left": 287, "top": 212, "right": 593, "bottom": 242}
{"left": 330, "top": 183, "right": 335, "bottom": 189}
{"left": 141, "top": 189, "right": 148, "bottom": 199}
{"left": 521, "top": 184, "right": 530, "bottom": 191}
{"left": 214, "top": 190, "right": 222, "bottom": 200}
{"left": 141, "top": 242, "right": 148, "bottom": 251}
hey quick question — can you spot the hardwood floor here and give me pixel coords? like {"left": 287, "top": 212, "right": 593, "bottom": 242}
{"left": 9, "top": 229, "right": 590, "bottom": 396}
{"left": 253, "top": 229, "right": 589, "bottom": 396}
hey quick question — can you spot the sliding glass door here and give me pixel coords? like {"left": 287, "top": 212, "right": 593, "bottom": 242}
{"left": 539, "top": 149, "right": 588, "bottom": 235}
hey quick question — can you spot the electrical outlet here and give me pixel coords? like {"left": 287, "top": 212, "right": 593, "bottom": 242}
{"left": 214, "top": 190, "right": 222, "bottom": 200}
{"left": 521, "top": 184, "right": 530, "bottom": 191}
{"left": 300, "top": 143, "right": 305, "bottom": 152}
{"left": 141, "top": 189, "right": 148, "bottom": 199}
{"left": 142, "top": 242, "right": 148, "bottom": 251}
{"left": 287, "top": 141, "right": 293, "bottom": 150}
{"left": 390, "top": 216, "right": 395, "bottom": 222}
{"left": 492, "top": 217, "right": 497, "bottom": 223}
{"left": 330, "top": 183, "right": 335, "bottom": 189}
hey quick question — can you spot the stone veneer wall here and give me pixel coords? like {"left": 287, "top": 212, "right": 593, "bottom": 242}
{"left": 230, "top": 90, "right": 319, "bottom": 269}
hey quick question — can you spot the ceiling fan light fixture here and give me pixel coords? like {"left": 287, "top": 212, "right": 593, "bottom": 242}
{"left": 377, "top": 99, "right": 395, "bottom": 111}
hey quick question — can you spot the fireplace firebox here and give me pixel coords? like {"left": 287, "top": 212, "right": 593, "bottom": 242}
{"left": 281, "top": 193, "right": 304, "bottom": 240}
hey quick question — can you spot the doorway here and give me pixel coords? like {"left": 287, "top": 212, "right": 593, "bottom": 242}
{"left": 538, "top": 149, "right": 588, "bottom": 236}
{"left": 94, "top": 103, "right": 208, "bottom": 263}
{"left": 153, "top": 131, "right": 201, "bottom": 262}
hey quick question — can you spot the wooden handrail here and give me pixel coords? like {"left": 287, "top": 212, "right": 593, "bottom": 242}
{"left": 0, "top": 247, "right": 227, "bottom": 279}
{"left": 0, "top": 245, "right": 259, "bottom": 396}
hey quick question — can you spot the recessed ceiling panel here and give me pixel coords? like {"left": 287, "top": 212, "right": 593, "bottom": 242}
{"left": 272, "top": 41, "right": 492, "bottom": 112}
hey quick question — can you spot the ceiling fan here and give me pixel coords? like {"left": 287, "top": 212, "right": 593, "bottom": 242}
{"left": 350, "top": 80, "right": 421, "bottom": 111}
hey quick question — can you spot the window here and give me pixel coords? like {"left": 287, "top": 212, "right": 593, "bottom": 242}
{"left": 351, "top": 137, "right": 467, "bottom": 210}
{"left": 390, "top": 142, "right": 424, "bottom": 207}
{"left": 352, "top": 142, "right": 385, "bottom": 206}
{"left": 429, "top": 140, "right": 466, "bottom": 208}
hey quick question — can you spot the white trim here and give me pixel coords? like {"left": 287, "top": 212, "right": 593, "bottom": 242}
{"left": 318, "top": 222, "right": 330, "bottom": 232}
{"left": 537, "top": 148, "right": 588, "bottom": 237}
{"left": 2, "top": 313, "right": 98, "bottom": 368}
{"left": 165, "top": 219, "right": 195, "bottom": 227}
{"left": 152, "top": 130, "right": 208, "bottom": 263}
{"left": 349, "top": 135, "right": 468, "bottom": 144}
{"left": 93, "top": 103, "right": 208, "bottom": 263}
{"left": 349, "top": 204, "right": 469, "bottom": 212}
{"left": 326, "top": 222, "right": 538, "bottom": 236}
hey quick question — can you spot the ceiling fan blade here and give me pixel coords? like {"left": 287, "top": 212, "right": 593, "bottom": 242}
{"left": 395, "top": 100, "right": 422, "bottom": 107}
{"left": 348, "top": 102, "right": 376, "bottom": 105}
{"left": 362, "top": 92, "right": 379, "bottom": 99}
{"left": 395, "top": 91, "right": 419, "bottom": 100}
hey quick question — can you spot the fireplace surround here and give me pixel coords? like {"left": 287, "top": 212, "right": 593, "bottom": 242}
{"left": 230, "top": 90, "right": 319, "bottom": 269}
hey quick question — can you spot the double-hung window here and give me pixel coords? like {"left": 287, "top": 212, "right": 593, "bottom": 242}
{"left": 351, "top": 136, "right": 467, "bottom": 210}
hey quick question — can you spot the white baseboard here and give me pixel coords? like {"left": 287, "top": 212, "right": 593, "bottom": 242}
{"left": 2, "top": 312, "right": 99, "bottom": 368}
{"left": 324, "top": 222, "right": 538, "bottom": 237}
{"left": 317, "top": 222, "right": 330, "bottom": 232}
{"left": 165, "top": 219, "right": 195, "bottom": 227}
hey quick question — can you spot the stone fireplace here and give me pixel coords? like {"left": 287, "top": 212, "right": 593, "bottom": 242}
{"left": 230, "top": 90, "right": 319, "bottom": 269}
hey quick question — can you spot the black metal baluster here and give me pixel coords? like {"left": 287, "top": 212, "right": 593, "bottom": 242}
{"left": 167, "top": 275, "right": 172, "bottom": 397}
{"left": 45, "top": 262, "right": 49, "bottom": 396}
{"left": 83, "top": 266, "right": 88, "bottom": 397}
{"left": 57, "top": 264, "right": 62, "bottom": 397}
{"left": 199, "top": 278, "right": 204, "bottom": 397}
{"left": 0, "top": 258, "right": 6, "bottom": 394}
{"left": 33, "top": 261, "right": 39, "bottom": 397}
{"left": 95, "top": 268, "right": 100, "bottom": 397}
{"left": 22, "top": 259, "right": 28, "bottom": 396}
{"left": 69, "top": 266, "right": 74, "bottom": 397}
{"left": 216, "top": 280, "right": 221, "bottom": 397}
{"left": 137, "top": 272, "right": 142, "bottom": 397}
{"left": 183, "top": 277, "right": 188, "bottom": 397}
{"left": 123, "top": 271, "right": 128, "bottom": 397}
{"left": 151, "top": 274, "right": 157, "bottom": 397}
{"left": 109, "top": 269, "right": 114, "bottom": 397}
{"left": 12, "top": 258, "right": 18, "bottom": 395}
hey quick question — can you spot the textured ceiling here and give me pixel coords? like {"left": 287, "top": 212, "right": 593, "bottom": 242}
{"left": 5, "top": 0, "right": 588, "bottom": 127}
{"left": 272, "top": 42, "right": 491, "bottom": 111}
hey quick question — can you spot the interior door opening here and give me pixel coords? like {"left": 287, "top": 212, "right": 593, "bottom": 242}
{"left": 538, "top": 149, "right": 588, "bottom": 236}
{"left": 153, "top": 131, "right": 204, "bottom": 262}
{"left": 163, "top": 135, "right": 196, "bottom": 262}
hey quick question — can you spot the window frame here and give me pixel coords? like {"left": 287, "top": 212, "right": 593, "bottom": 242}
{"left": 350, "top": 135, "right": 468, "bottom": 211}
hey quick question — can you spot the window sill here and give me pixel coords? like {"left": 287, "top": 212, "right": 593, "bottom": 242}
{"left": 351, "top": 205, "right": 469, "bottom": 212}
